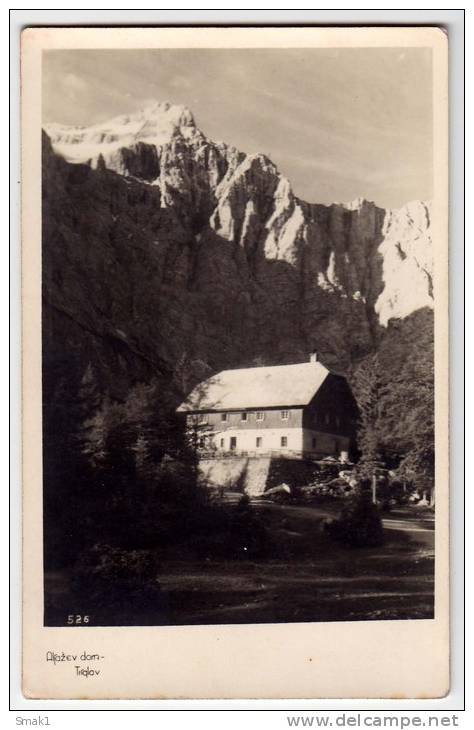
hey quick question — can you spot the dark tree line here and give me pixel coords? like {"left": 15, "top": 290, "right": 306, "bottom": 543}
{"left": 351, "top": 310, "right": 435, "bottom": 500}
{"left": 43, "top": 360, "right": 271, "bottom": 622}
{"left": 43, "top": 365, "right": 203, "bottom": 570}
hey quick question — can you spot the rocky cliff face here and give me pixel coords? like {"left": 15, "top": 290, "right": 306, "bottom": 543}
{"left": 43, "top": 102, "right": 433, "bottom": 401}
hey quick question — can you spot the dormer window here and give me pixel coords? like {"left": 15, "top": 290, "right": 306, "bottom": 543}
{"left": 256, "top": 411, "right": 264, "bottom": 421}
{"left": 281, "top": 410, "right": 289, "bottom": 420}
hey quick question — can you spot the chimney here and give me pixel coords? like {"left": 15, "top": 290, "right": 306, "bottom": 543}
{"left": 310, "top": 351, "right": 318, "bottom": 363}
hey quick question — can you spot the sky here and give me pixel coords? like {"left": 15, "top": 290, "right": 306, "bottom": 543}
{"left": 42, "top": 48, "right": 432, "bottom": 208}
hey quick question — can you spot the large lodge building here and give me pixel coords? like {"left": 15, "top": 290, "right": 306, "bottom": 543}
{"left": 177, "top": 353, "right": 358, "bottom": 461}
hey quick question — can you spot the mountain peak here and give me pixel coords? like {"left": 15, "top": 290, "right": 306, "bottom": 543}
{"left": 43, "top": 100, "right": 201, "bottom": 166}
{"left": 137, "top": 100, "right": 196, "bottom": 128}
{"left": 339, "top": 197, "right": 376, "bottom": 211}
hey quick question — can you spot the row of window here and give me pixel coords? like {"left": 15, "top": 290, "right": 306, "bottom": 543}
{"left": 220, "top": 410, "right": 290, "bottom": 423}
{"left": 191, "top": 411, "right": 290, "bottom": 425}
{"left": 192, "top": 411, "right": 343, "bottom": 428}
{"left": 219, "top": 435, "right": 289, "bottom": 448}
{"left": 214, "top": 435, "right": 340, "bottom": 453}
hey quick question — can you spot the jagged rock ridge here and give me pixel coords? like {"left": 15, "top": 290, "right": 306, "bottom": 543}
{"left": 42, "top": 102, "right": 434, "bottom": 398}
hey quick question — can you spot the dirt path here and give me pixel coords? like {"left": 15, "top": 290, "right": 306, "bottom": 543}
{"left": 253, "top": 500, "right": 434, "bottom": 548}
{"left": 158, "top": 501, "right": 434, "bottom": 625}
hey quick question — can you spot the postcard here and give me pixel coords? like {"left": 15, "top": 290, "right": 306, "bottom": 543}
{"left": 21, "top": 26, "right": 449, "bottom": 699}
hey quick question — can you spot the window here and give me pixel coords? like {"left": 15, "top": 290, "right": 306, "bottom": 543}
{"left": 281, "top": 410, "right": 289, "bottom": 420}
{"left": 256, "top": 437, "right": 262, "bottom": 448}
{"left": 220, "top": 438, "right": 224, "bottom": 448}
{"left": 281, "top": 436, "right": 288, "bottom": 447}
{"left": 241, "top": 412, "right": 248, "bottom": 422}
{"left": 325, "top": 413, "right": 330, "bottom": 425}
{"left": 198, "top": 414, "right": 208, "bottom": 425}
{"left": 221, "top": 413, "right": 228, "bottom": 422}
{"left": 198, "top": 437, "right": 205, "bottom": 447}
{"left": 335, "top": 416, "right": 341, "bottom": 428}
{"left": 312, "top": 437, "right": 317, "bottom": 449}
{"left": 256, "top": 411, "right": 264, "bottom": 421}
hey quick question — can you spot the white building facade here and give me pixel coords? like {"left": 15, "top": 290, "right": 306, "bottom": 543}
{"left": 178, "top": 355, "right": 358, "bottom": 461}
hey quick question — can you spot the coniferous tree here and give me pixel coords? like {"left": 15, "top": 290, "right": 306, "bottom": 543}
{"left": 96, "top": 153, "right": 107, "bottom": 172}
{"left": 352, "top": 353, "right": 387, "bottom": 477}
{"left": 395, "top": 357, "right": 435, "bottom": 502}
{"left": 350, "top": 313, "right": 435, "bottom": 500}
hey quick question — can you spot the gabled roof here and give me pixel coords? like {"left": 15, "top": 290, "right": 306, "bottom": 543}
{"left": 177, "top": 361, "right": 332, "bottom": 412}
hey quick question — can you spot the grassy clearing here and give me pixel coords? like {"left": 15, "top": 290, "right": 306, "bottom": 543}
{"left": 44, "top": 500, "right": 434, "bottom": 626}
{"left": 158, "top": 501, "right": 434, "bottom": 624}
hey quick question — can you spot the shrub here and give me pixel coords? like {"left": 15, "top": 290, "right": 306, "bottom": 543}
{"left": 191, "top": 495, "right": 271, "bottom": 560}
{"left": 325, "top": 480, "right": 384, "bottom": 547}
{"left": 72, "top": 544, "right": 166, "bottom": 623}
{"left": 228, "top": 495, "right": 270, "bottom": 559}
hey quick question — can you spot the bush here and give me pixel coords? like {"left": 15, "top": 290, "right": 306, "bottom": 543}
{"left": 228, "top": 495, "right": 270, "bottom": 558}
{"left": 192, "top": 495, "right": 271, "bottom": 560}
{"left": 325, "top": 481, "right": 384, "bottom": 547}
{"left": 72, "top": 544, "right": 166, "bottom": 623}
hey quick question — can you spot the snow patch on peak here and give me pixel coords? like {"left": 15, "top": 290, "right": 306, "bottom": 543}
{"left": 44, "top": 100, "right": 201, "bottom": 167}
{"left": 138, "top": 100, "right": 195, "bottom": 127}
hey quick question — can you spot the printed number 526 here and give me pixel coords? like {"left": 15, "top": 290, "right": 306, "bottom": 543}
{"left": 67, "top": 615, "right": 89, "bottom": 624}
